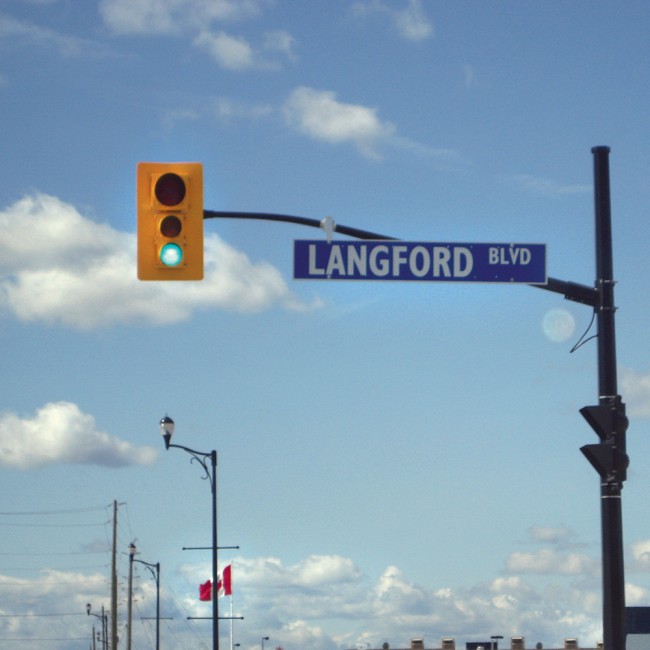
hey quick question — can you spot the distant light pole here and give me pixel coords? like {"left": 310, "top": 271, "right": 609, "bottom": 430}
{"left": 127, "top": 543, "right": 135, "bottom": 650}
{"left": 262, "top": 636, "right": 270, "bottom": 650}
{"left": 86, "top": 603, "right": 108, "bottom": 649}
{"left": 128, "top": 542, "right": 162, "bottom": 650}
{"left": 491, "top": 635, "right": 503, "bottom": 650}
{"left": 160, "top": 415, "right": 219, "bottom": 650}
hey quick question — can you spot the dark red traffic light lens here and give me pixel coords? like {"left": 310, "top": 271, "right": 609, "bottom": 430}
{"left": 155, "top": 173, "right": 186, "bottom": 206}
{"left": 160, "top": 215, "right": 182, "bottom": 238}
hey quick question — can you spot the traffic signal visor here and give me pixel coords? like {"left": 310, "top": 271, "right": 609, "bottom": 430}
{"left": 137, "top": 162, "right": 204, "bottom": 280}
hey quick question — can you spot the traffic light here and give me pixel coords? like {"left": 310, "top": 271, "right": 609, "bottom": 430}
{"left": 137, "top": 162, "right": 204, "bottom": 280}
{"left": 580, "top": 396, "right": 629, "bottom": 483}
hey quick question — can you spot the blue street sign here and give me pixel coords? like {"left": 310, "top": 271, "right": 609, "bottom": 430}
{"left": 293, "top": 240, "right": 547, "bottom": 284}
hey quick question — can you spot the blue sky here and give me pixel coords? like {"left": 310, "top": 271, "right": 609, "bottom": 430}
{"left": 1, "top": 1, "right": 650, "bottom": 649}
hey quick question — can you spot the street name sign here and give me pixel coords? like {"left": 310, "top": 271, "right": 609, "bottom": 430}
{"left": 293, "top": 240, "right": 547, "bottom": 284}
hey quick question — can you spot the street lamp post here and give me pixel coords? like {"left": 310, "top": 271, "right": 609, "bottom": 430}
{"left": 127, "top": 543, "right": 135, "bottom": 650}
{"left": 262, "top": 636, "right": 270, "bottom": 650}
{"left": 128, "top": 543, "right": 162, "bottom": 650}
{"left": 160, "top": 415, "right": 219, "bottom": 650}
{"left": 86, "top": 604, "right": 108, "bottom": 649}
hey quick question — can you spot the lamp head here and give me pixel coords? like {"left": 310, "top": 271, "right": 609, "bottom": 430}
{"left": 86, "top": 603, "right": 91, "bottom": 615}
{"left": 160, "top": 415, "right": 174, "bottom": 449}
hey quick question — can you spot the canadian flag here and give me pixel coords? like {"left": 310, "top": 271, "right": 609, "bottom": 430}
{"left": 217, "top": 564, "right": 232, "bottom": 597}
{"left": 198, "top": 579, "right": 212, "bottom": 601}
{"left": 198, "top": 565, "right": 232, "bottom": 601}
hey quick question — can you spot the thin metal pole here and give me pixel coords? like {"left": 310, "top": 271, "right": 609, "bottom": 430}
{"left": 211, "top": 450, "right": 219, "bottom": 650}
{"left": 127, "top": 547, "right": 134, "bottom": 650}
{"left": 592, "top": 145, "right": 625, "bottom": 650}
{"left": 155, "top": 562, "right": 161, "bottom": 650}
{"left": 111, "top": 502, "right": 118, "bottom": 650}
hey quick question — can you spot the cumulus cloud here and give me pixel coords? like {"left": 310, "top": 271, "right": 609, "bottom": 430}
{"left": 0, "top": 194, "right": 313, "bottom": 329}
{"left": 505, "top": 548, "right": 598, "bottom": 576}
{"left": 0, "top": 547, "right": 614, "bottom": 649}
{"left": 620, "top": 367, "right": 650, "bottom": 417}
{"left": 182, "top": 555, "right": 363, "bottom": 592}
{"left": 0, "top": 401, "right": 157, "bottom": 469}
{"left": 175, "top": 552, "right": 607, "bottom": 647}
{"left": 284, "top": 87, "right": 396, "bottom": 159}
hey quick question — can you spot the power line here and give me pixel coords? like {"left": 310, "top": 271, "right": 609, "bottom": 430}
{"left": 0, "top": 612, "right": 86, "bottom": 617}
{"left": 0, "top": 505, "right": 109, "bottom": 516}
{"left": 0, "top": 521, "right": 104, "bottom": 528}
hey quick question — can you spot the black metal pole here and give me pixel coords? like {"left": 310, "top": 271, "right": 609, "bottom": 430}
{"left": 211, "top": 449, "right": 219, "bottom": 650}
{"left": 161, "top": 416, "right": 219, "bottom": 650}
{"left": 155, "top": 562, "right": 161, "bottom": 650}
{"left": 134, "top": 558, "right": 161, "bottom": 650}
{"left": 592, "top": 145, "right": 626, "bottom": 650}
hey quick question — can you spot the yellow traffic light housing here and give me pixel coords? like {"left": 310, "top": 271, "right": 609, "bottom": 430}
{"left": 137, "top": 162, "right": 204, "bottom": 280}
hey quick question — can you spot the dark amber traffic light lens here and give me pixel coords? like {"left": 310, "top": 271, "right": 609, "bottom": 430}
{"left": 155, "top": 173, "right": 186, "bottom": 206}
{"left": 160, "top": 215, "right": 182, "bottom": 238}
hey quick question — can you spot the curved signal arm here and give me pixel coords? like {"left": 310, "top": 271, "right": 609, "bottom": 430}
{"left": 204, "top": 209, "right": 598, "bottom": 307}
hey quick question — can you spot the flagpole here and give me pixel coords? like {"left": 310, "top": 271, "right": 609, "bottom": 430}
{"left": 231, "top": 561, "right": 234, "bottom": 650}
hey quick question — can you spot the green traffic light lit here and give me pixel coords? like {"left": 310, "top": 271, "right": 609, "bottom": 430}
{"left": 160, "top": 243, "right": 183, "bottom": 267}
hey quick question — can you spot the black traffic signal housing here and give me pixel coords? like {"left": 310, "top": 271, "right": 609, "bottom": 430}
{"left": 137, "top": 162, "right": 204, "bottom": 280}
{"left": 580, "top": 397, "right": 629, "bottom": 483}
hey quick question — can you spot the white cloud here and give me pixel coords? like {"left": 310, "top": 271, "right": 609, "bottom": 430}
{"left": 527, "top": 525, "right": 575, "bottom": 545}
{"left": 626, "top": 582, "right": 650, "bottom": 605}
{"left": 351, "top": 0, "right": 433, "bottom": 42}
{"left": 284, "top": 87, "right": 396, "bottom": 159}
{"left": 175, "top": 553, "right": 607, "bottom": 647}
{"left": 193, "top": 28, "right": 296, "bottom": 70}
{"left": 283, "top": 87, "right": 459, "bottom": 164}
{"left": 182, "top": 555, "right": 363, "bottom": 591}
{"left": 194, "top": 30, "right": 256, "bottom": 70}
{"left": 620, "top": 367, "right": 650, "bottom": 417}
{"left": 631, "top": 539, "right": 650, "bottom": 571}
{"left": 0, "top": 194, "right": 314, "bottom": 329}
{"left": 505, "top": 548, "right": 597, "bottom": 576}
{"left": 99, "top": 0, "right": 296, "bottom": 71}
{"left": 0, "top": 548, "right": 616, "bottom": 649}
{"left": 393, "top": 0, "right": 434, "bottom": 41}
{"left": 0, "top": 401, "right": 157, "bottom": 469}
{"left": 99, "top": 0, "right": 263, "bottom": 35}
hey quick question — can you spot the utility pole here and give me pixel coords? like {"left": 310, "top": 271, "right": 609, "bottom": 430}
{"left": 111, "top": 500, "right": 118, "bottom": 649}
